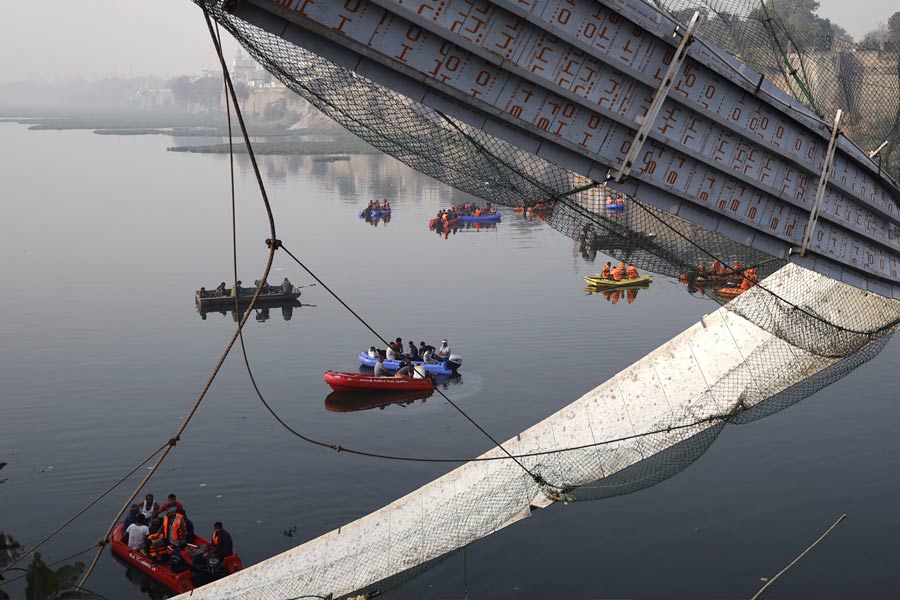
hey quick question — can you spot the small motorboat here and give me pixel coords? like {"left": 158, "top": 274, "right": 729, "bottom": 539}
{"left": 584, "top": 275, "right": 652, "bottom": 288}
{"left": 358, "top": 352, "right": 462, "bottom": 376}
{"left": 324, "top": 388, "right": 434, "bottom": 411}
{"left": 195, "top": 286, "right": 301, "bottom": 309}
{"left": 324, "top": 370, "right": 435, "bottom": 392}
{"left": 110, "top": 523, "right": 243, "bottom": 595}
{"left": 459, "top": 212, "right": 501, "bottom": 223}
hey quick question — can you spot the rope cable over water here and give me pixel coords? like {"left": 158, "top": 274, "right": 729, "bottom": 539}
{"left": 0, "top": 442, "right": 168, "bottom": 579}
{"left": 77, "top": 8, "right": 280, "bottom": 588}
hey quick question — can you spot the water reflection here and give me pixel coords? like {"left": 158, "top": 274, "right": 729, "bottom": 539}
{"left": 584, "top": 287, "right": 644, "bottom": 305}
{"left": 324, "top": 389, "right": 434, "bottom": 412}
{"left": 197, "top": 301, "right": 314, "bottom": 322}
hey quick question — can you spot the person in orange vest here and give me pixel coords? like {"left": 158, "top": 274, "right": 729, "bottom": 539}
{"left": 611, "top": 264, "right": 625, "bottom": 281}
{"left": 711, "top": 260, "right": 724, "bottom": 276}
{"left": 601, "top": 262, "right": 611, "bottom": 279}
{"left": 162, "top": 506, "right": 187, "bottom": 547}
{"left": 740, "top": 268, "right": 758, "bottom": 292}
{"left": 474, "top": 208, "right": 482, "bottom": 217}
{"left": 626, "top": 264, "right": 639, "bottom": 279}
{"left": 206, "top": 521, "right": 234, "bottom": 562}
{"left": 697, "top": 261, "right": 707, "bottom": 275}
{"left": 733, "top": 259, "right": 743, "bottom": 273}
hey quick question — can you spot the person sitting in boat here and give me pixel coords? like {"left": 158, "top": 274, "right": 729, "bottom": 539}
{"left": 124, "top": 504, "right": 141, "bottom": 530}
{"left": 385, "top": 343, "right": 399, "bottom": 361}
{"left": 178, "top": 508, "right": 196, "bottom": 544}
{"left": 207, "top": 522, "right": 233, "bottom": 562}
{"left": 374, "top": 356, "right": 389, "bottom": 377}
{"left": 281, "top": 277, "right": 292, "bottom": 293}
{"left": 396, "top": 357, "right": 413, "bottom": 377}
{"left": 124, "top": 514, "right": 150, "bottom": 552}
{"left": 436, "top": 339, "right": 451, "bottom": 360}
{"left": 419, "top": 341, "right": 435, "bottom": 359}
{"left": 406, "top": 340, "right": 419, "bottom": 360}
{"left": 711, "top": 260, "right": 724, "bottom": 276}
{"left": 601, "top": 261, "right": 611, "bottom": 279}
{"left": 384, "top": 200, "right": 391, "bottom": 211}
{"left": 626, "top": 264, "right": 639, "bottom": 280}
{"left": 697, "top": 262, "right": 707, "bottom": 276}
{"left": 158, "top": 494, "right": 184, "bottom": 514}
{"left": 215, "top": 282, "right": 227, "bottom": 297}
{"left": 140, "top": 493, "right": 159, "bottom": 521}
{"left": 611, "top": 264, "right": 625, "bottom": 281}
{"left": 391, "top": 338, "right": 403, "bottom": 354}
{"left": 367, "top": 346, "right": 379, "bottom": 359}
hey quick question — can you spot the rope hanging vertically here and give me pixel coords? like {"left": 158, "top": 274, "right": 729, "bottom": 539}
{"left": 77, "top": 7, "right": 281, "bottom": 587}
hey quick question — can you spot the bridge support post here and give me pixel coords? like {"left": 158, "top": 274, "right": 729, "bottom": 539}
{"left": 800, "top": 109, "right": 843, "bottom": 257}
{"left": 612, "top": 11, "right": 701, "bottom": 184}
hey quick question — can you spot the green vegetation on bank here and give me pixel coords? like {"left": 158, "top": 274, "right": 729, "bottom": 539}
{"left": 167, "top": 138, "right": 379, "bottom": 155}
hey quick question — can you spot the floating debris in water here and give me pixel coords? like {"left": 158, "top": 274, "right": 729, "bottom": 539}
{"left": 282, "top": 526, "right": 298, "bottom": 538}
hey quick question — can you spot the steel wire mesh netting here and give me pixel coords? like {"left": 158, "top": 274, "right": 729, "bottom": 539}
{"left": 652, "top": 0, "right": 900, "bottom": 177}
{"left": 192, "top": 1, "right": 900, "bottom": 596}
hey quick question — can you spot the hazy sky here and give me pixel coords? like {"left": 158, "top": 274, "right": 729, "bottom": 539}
{"left": 0, "top": 0, "right": 897, "bottom": 83}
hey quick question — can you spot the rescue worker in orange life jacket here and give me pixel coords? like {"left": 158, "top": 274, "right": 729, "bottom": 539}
{"left": 601, "top": 262, "right": 611, "bottom": 279}
{"left": 711, "top": 260, "right": 724, "bottom": 276}
{"left": 207, "top": 521, "right": 234, "bottom": 561}
{"left": 162, "top": 506, "right": 187, "bottom": 546}
{"left": 611, "top": 264, "right": 625, "bottom": 281}
{"left": 626, "top": 264, "right": 639, "bottom": 279}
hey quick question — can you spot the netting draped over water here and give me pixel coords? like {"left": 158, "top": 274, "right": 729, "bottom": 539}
{"left": 178, "top": 3, "right": 900, "bottom": 598}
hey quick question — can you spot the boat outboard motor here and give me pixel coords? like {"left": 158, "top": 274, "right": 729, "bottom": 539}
{"left": 446, "top": 354, "right": 463, "bottom": 373}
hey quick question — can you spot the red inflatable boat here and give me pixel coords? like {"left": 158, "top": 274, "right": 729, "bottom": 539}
{"left": 323, "top": 370, "right": 435, "bottom": 392}
{"left": 110, "top": 523, "right": 243, "bottom": 594}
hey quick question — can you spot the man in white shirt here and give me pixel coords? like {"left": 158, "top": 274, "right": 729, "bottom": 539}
{"left": 367, "top": 346, "right": 379, "bottom": 359}
{"left": 436, "top": 339, "right": 451, "bottom": 360}
{"left": 385, "top": 345, "right": 398, "bottom": 361}
{"left": 126, "top": 514, "right": 150, "bottom": 552}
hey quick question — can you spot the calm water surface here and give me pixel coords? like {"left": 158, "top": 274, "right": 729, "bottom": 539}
{"left": 1, "top": 122, "right": 899, "bottom": 599}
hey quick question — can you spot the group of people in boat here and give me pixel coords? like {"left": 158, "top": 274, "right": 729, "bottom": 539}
{"left": 121, "top": 492, "right": 233, "bottom": 567}
{"left": 679, "top": 259, "right": 759, "bottom": 297}
{"left": 361, "top": 199, "right": 392, "bottom": 216}
{"left": 368, "top": 338, "right": 452, "bottom": 377}
{"left": 605, "top": 195, "right": 626, "bottom": 212}
{"left": 452, "top": 201, "right": 496, "bottom": 217}
{"left": 200, "top": 278, "right": 294, "bottom": 298}
{"left": 596, "top": 261, "right": 641, "bottom": 282}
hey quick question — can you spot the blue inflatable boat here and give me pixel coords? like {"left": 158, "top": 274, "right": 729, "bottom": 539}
{"left": 359, "top": 209, "right": 392, "bottom": 218}
{"left": 358, "top": 352, "right": 460, "bottom": 376}
{"left": 459, "top": 213, "right": 501, "bottom": 223}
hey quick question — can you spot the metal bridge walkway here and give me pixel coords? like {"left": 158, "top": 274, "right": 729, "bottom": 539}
{"left": 218, "top": 0, "right": 900, "bottom": 297}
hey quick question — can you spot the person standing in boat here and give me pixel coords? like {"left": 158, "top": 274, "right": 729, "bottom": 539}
{"left": 281, "top": 277, "right": 292, "bottom": 293}
{"left": 215, "top": 282, "right": 227, "bottom": 297}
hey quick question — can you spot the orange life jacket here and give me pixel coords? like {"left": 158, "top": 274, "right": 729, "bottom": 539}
{"left": 162, "top": 514, "right": 186, "bottom": 543}
{"left": 712, "top": 260, "right": 723, "bottom": 275}
{"left": 147, "top": 532, "right": 165, "bottom": 557}
{"left": 626, "top": 266, "right": 639, "bottom": 279}
{"left": 612, "top": 268, "right": 624, "bottom": 281}
{"left": 475, "top": 209, "right": 482, "bottom": 216}
{"left": 601, "top": 265, "right": 611, "bottom": 277}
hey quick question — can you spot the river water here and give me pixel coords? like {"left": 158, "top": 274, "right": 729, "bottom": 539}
{"left": 1, "top": 122, "right": 899, "bottom": 599}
